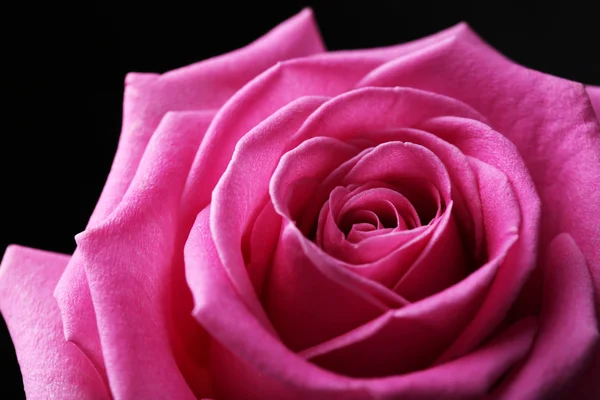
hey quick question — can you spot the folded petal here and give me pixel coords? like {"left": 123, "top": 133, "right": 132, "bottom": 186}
{"left": 367, "top": 127, "right": 485, "bottom": 263}
{"left": 186, "top": 209, "right": 536, "bottom": 398}
{"left": 54, "top": 8, "right": 325, "bottom": 377}
{"left": 75, "top": 111, "right": 211, "bottom": 399}
{"left": 493, "top": 234, "right": 599, "bottom": 400}
{"left": 419, "top": 117, "right": 540, "bottom": 363}
{"left": 211, "top": 96, "right": 328, "bottom": 329}
{"left": 299, "top": 158, "right": 520, "bottom": 376}
{"left": 359, "top": 26, "right": 600, "bottom": 334}
{"left": 0, "top": 246, "right": 109, "bottom": 399}
{"left": 181, "top": 41, "right": 484, "bottom": 226}
{"left": 186, "top": 207, "right": 370, "bottom": 400}
{"left": 588, "top": 86, "right": 600, "bottom": 119}
{"left": 93, "top": 7, "right": 325, "bottom": 226}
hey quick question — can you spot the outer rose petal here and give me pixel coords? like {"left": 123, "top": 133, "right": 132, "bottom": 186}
{"left": 75, "top": 111, "right": 212, "bottom": 399}
{"left": 588, "top": 86, "right": 600, "bottom": 119}
{"left": 0, "top": 246, "right": 109, "bottom": 399}
{"left": 180, "top": 25, "right": 480, "bottom": 225}
{"left": 492, "top": 234, "right": 599, "bottom": 399}
{"left": 53, "top": 7, "right": 326, "bottom": 384}
{"left": 358, "top": 26, "right": 600, "bottom": 394}
{"left": 91, "top": 8, "right": 325, "bottom": 226}
{"left": 358, "top": 21, "right": 600, "bottom": 312}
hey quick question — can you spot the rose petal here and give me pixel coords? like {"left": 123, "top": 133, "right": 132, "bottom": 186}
{"left": 280, "top": 146, "right": 373, "bottom": 230}
{"left": 323, "top": 186, "right": 421, "bottom": 257}
{"left": 341, "top": 142, "right": 450, "bottom": 217}
{"left": 275, "top": 85, "right": 485, "bottom": 237}
{"left": 195, "top": 64, "right": 486, "bottom": 316}
{"left": 337, "top": 188, "right": 418, "bottom": 231}
{"left": 359, "top": 26, "right": 600, "bottom": 363}
{"left": 311, "top": 152, "right": 443, "bottom": 268}
{"left": 245, "top": 200, "right": 282, "bottom": 298}
{"left": 0, "top": 246, "right": 109, "bottom": 399}
{"left": 368, "top": 127, "right": 484, "bottom": 263}
{"left": 54, "top": 8, "right": 325, "bottom": 381}
{"left": 587, "top": 86, "right": 600, "bottom": 119}
{"left": 393, "top": 208, "right": 467, "bottom": 301}
{"left": 366, "top": 316, "right": 537, "bottom": 399}
{"left": 181, "top": 21, "right": 476, "bottom": 223}
{"left": 297, "top": 151, "right": 522, "bottom": 375}
{"left": 210, "top": 97, "right": 329, "bottom": 330}
{"left": 492, "top": 233, "right": 599, "bottom": 399}
{"left": 95, "top": 7, "right": 324, "bottom": 226}
{"left": 186, "top": 207, "right": 369, "bottom": 400}
{"left": 419, "top": 117, "right": 540, "bottom": 364}
{"left": 75, "top": 112, "right": 210, "bottom": 399}
{"left": 186, "top": 207, "right": 536, "bottom": 399}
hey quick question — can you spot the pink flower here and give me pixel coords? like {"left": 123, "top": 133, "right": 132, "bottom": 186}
{"left": 2, "top": 9, "right": 599, "bottom": 399}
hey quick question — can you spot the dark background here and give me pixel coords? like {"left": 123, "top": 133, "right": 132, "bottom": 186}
{"left": 1, "top": 1, "right": 598, "bottom": 397}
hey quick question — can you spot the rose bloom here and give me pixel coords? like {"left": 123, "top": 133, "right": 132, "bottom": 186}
{"left": 1, "top": 9, "right": 599, "bottom": 400}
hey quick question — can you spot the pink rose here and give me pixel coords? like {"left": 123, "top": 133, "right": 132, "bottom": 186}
{"left": 1, "top": 8, "right": 599, "bottom": 399}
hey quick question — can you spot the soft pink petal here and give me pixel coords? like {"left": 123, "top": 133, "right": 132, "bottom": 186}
{"left": 587, "top": 86, "right": 600, "bottom": 119}
{"left": 418, "top": 117, "right": 540, "bottom": 364}
{"left": 368, "top": 127, "right": 485, "bottom": 262}
{"left": 245, "top": 200, "right": 281, "bottom": 297}
{"left": 181, "top": 41, "right": 484, "bottom": 225}
{"left": 393, "top": 208, "right": 466, "bottom": 301}
{"left": 53, "top": 251, "right": 106, "bottom": 378}
{"left": 493, "top": 233, "right": 599, "bottom": 399}
{"left": 367, "top": 317, "right": 537, "bottom": 399}
{"left": 275, "top": 142, "right": 371, "bottom": 227}
{"left": 299, "top": 158, "right": 520, "bottom": 375}
{"left": 341, "top": 141, "right": 450, "bottom": 216}
{"left": 186, "top": 207, "right": 536, "bottom": 399}
{"left": 210, "top": 96, "right": 328, "bottom": 330}
{"left": 359, "top": 27, "right": 600, "bottom": 367}
{"left": 75, "top": 111, "right": 211, "bottom": 399}
{"left": 186, "top": 207, "right": 369, "bottom": 400}
{"left": 267, "top": 140, "right": 420, "bottom": 350}
{"left": 324, "top": 186, "right": 421, "bottom": 257}
{"left": 265, "top": 220, "right": 391, "bottom": 351}
{"left": 53, "top": 8, "right": 325, "bottom": 377}
{"left": 314, "top": 183, "right": 428, "bottom": 257}
{"left": 207, "top": 73, "right": 485, "bottom": 319}
{"left": 307, "top": 149, "right": 441, "bottom": 266}
{"left": 93, "top": 7, "right": 325, "bottom": 226}
{"left": 0, "top": 246, "right": 109, "bottom": 399}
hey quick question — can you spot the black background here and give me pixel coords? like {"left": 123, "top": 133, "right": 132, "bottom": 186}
{"left": 1, "top": 1, "right": 598, "bottom": 397}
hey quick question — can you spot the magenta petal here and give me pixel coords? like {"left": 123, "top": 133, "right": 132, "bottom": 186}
{"left": 420, "top": 117, "right": 540, "bottom": 363}
{"left": 588, "top": 86, "right": 600, "bottom": 119}
{"left": 53, "top": 8, "right": 324, "bottom": 377}
{"left": 75, "top": 112, "right": 211, "bottom": 399}
{"left": 317, "top": 183, "right": 427, "bottom": 259}
{"left": 53, "top": 250, "right": 106, "bottom": 379}
{"left": 368, "top": 127, "right": 485, "bottom": 261}
{"left": 94, "top": 7, "right": 324, "bottom": 227}
{"left": 359, "top": 26, "right": 600, "bottom": 347}
{"left": 342, "top": 141, "right": 450, "bottom": 220}
{"left": 210, "top": 97, "right": 328, "bottom": 328}
{"left": 366, "top": 317, "right": 537, "bottom": 399}
{"left": 393, "top": 208, "right": 467, "bottom": 301}
{"left": 493, "top": 234, "right": 599, "bottom": 400}
{"left": 186, "top": 207, "right": 370, "bottom": 400}
{"left": 0, "top": 246, "right": 109, "bottom": 399}
{"left": 246, "top": 200, "right": 282, "bottom": 297}
{"left": 187, "top": 207, "right": 536, "bottom": 399}
{"left": 265, "top": 221, "right": 394, "bottom": 351}
{"left": 299, "top": 175, "right": 518, "bottom": 376}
